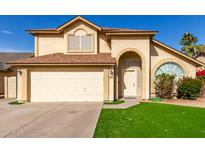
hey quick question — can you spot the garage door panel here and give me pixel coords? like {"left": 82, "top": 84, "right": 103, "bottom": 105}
{"left": 30, "top": 71, "right": 103, "bottom": 102}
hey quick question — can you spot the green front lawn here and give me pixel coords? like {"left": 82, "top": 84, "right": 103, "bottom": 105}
{"left": 94, "top": 103, "right": 205, "bottom": 138}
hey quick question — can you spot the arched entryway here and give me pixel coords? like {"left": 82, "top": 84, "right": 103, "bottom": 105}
{"left": 117, "top": 51, "right": 142, "bottom": 99}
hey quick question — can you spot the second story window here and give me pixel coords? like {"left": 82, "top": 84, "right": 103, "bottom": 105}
{"left": 68, "top": 29, "right": 93, "bottom": 52}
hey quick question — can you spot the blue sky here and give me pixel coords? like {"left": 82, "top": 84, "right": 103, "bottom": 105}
{"left": 0, "top": 15, "right": 205, "bottom": 53}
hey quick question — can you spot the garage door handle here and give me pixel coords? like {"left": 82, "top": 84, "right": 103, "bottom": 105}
{"left": 84, "top": 88, "right": 86, "bottom": 92}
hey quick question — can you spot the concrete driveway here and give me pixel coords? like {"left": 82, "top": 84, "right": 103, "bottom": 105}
{"left": 0, "top": 101, "right": 102, "bottom": 138}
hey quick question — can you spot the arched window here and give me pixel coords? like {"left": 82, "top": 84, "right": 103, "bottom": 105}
{"left": 68, "top": 29, "right": 93, "bottom": 51}
{"left": 155, "top": 62, "right": 184, "bottom": 79}
{"left": 74, "top": 29, "right": 86, "bottom": 36}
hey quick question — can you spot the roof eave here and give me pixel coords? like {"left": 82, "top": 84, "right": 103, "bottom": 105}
{"left": 152, "top": 39, "right": 204, "bottom": 67}
{"left": 0, "top": 70, "right": 8, "bottom": 72}
{"left": 105, "top": 32, "right": 157, "bottom": 36}
{"left": 26, "top": 30, "right": 59, "bottom": 35}
{"left": 8, "top": 63, "right": 115, "bottom": 66}
{"left": 0, "top": 69, "right": 12, "bottom": 72}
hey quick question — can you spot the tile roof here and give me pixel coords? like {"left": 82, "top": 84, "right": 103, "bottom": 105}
{"left": 27, "top": 27, "right": 157, "bottom": 34}
{"left": 8, "top": 53, "right": 116, "bottom": 65}
{"left": 0, "top": 52, "right": 33, "bottom": 71}
{"left": 101, "top": 27, "right": 156, "bottom": 33}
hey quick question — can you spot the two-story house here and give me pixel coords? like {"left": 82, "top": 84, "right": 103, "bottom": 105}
{"left": 8, "top": 16, "right": 204, "bottom": 103}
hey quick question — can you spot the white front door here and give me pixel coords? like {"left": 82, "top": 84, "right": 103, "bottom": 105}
{"left": 122, "top": 69, "right": 136, "bottom": 98}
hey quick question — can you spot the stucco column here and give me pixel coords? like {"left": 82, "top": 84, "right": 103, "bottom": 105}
{"left": 144, "top": 41, "right": 151, "bottom": 100}
{"left": 17, "top": 69, "right": 22, "bottom": 100}
{"left": 21, "top": 69, "right": 28, "bottom": 101}
{"left": 34, "top": 34, "right": 38, "bottom": 57}
{"left": 142, "top": 58, "right": 150, "bottom": 100}
{"left": 139, "top": 42, "right": 150, "bottom": 100}
{"left": 103, "top": 67, "right": 109, "bottom": 101}
{"left": 17, "top": 69, "right": 29, "bottom": 101}
{"left": 108, "top": 66, "right": 114, "bottom": 101}
{"left": 114, "top": 64, "right": 119, "bottom": 100}
{"left": 4, "top": 77, "right": 8, "bottom": 98}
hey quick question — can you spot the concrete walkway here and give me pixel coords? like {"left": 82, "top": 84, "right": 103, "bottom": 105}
{"left": 0, "top": 98, "right": 15, "bottom": 103}
{"left": 103, "top": 98, "right": 141, "bottom": 109}
{"left": 0, "top": 101, "right": 102, "bottom": 138}
{"left": 0, "top": 98, "right": 17, "bottom": 111}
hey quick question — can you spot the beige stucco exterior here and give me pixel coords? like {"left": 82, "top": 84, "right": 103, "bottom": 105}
{"left": 150, "top": 42, "right": 197, "bottom": 95}
{"left": 110, "top": 36, "right": 151, "bottom": 100}
{"left": 35, "top": 20, "right": 98, "bottom": 56}
{"left": 16, "top": 66, "right": 112, "bottom": 102}
{"left": 2, "top": 70, "right": 17, "bottom": 99}
{"left": 99, "top": 33, "right": 112, "bottom": 53}
{"left": 11, "top": 16, "right": 204, "bottom": 102}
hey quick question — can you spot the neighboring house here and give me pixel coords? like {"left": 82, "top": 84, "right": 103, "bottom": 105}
{"left": 8, "top": 16, "right": 204, "bottom": 103}
{"left": 195, "top": 54, "right": 205, "bottom": 70}
{"left": 0, "top": 53, "right": 33, "bottom": 98}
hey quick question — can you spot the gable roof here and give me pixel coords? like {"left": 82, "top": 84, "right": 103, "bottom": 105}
{"left": 152, "top": 39, "right": 204, "bottom": 67}
{"left": 27, "top": 16, "right": 157, "bottom": 35}
{"left": 27, "top": 16, "right": 102, "bottom": 35}
{"left": 7, "top": 53, "right": 115, "bottom": 65}
{"left": 0, "top": 52, "right": 33, "bottom": 71}
{"left": 57, "top": 16, "right": 102, "bottom": 31}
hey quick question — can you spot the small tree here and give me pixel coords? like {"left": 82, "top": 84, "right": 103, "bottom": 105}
{"left": 154, "top": 73, "right": 175, "bottom": 99}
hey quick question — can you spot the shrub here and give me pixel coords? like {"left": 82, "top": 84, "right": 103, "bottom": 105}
{"left": 197, "top": 76, "right": 205, "bottom": 84}
{"left": 154, "top": 73, "right": 175, "bottom": 99}
{"left": 149, "top": 97, "right": 163, "bottom": 102}
{"left": 177, "top": 77, "right": 202, "bottom": 100}
{"left": 8, "top": 100, "right": 24, "bottom": 105}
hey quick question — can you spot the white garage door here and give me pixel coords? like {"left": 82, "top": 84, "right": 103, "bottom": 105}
{"left": 30, "top": 71, "right": 103, "bottom": 102}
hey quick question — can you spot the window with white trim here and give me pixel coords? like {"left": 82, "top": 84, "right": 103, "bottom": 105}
{"left": 155, "top": 62, "right": 184, "bottom": 80}
{"left": 68, "top": 29, "right": 93, "bottom": 52}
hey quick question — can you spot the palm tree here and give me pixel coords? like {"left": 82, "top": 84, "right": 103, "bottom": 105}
{"left": 179, "top": 32, "right": 199, "bottom": 57}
